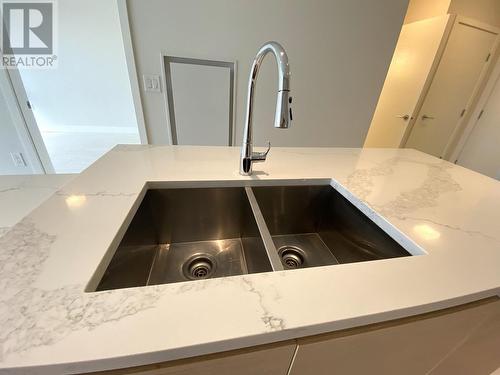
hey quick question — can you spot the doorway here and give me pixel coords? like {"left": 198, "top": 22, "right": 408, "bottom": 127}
{"left": 454, "top": 58, "right": 500, "bottom": 180}
{"left": 363, "top": 15, "right": 453, "bottom": 148}
{"left": 404, "top": 19, "right": 498, "bottom": 158}
{"left": 364, "top": 15, "right": 499, "bottom": 162}
{"left": 1, "top": 0, "right": 143, "bottom": 175}
{"left": 0, "top": 65, "right": 47, "bottom": 175}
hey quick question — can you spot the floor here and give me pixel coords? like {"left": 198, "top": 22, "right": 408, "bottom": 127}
{"left": 41, "top": 131, "right": 141, "bottom": 173}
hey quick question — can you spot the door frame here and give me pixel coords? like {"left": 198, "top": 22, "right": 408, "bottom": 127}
{"left": 0, "top": 67, "right": 43, "bottom": 174}
{"left": 450, "top": 50, "right": 500, "bottom": 163}
{"left": 442, "top": 17, "right": 500, "bottom": 160}
{"left": 116, "top": 0, "right": 149, "bottom": 144}
{"left": 400, "top": 15, "right": 500, "bottom": 160}
{"left": 6, "top": 65, "right": 55, "bottom": 173}
{"left": 0, "top": 47, "right": 54, "bottom": 174}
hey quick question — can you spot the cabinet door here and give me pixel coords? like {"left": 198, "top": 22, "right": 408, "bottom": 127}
{"left": 429, "top": 304, "right": 500, "bottom": 375}
{"left": 88, "top": 341, "right": 296, "bottom": 375}
{"left": 289, "top": 298, "right": 500, "bottom": 375}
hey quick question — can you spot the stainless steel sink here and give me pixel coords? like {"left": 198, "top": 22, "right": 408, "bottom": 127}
{"left": 96, "top": 187, "right": 272, "bottom": 291}
{"left": 252, "top": 185, "right": 411, "bottom": 269}
{"left": 94, "top": 183, "right": 412, "bottom": 291}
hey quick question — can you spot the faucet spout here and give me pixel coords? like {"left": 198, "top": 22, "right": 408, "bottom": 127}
{"left": 240, "top": 41, "right": 292, "bottom": 176}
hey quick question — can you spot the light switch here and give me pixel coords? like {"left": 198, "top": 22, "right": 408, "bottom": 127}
{"left": 10, "top": 152, "right": 27, "bottom": 167}
{"left": 143, "top": 75, "right": 161, "bottom": 93}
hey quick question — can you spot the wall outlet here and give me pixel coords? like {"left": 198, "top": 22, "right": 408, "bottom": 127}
{"left": 143, "top": 75, "right": 161, "bottom": 93}
{"left": 10, "top": 152, "right": 27, "bottom": 167}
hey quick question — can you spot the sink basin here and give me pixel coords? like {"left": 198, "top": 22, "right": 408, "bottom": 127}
{"left": 252, "top": 185, "right": 411, "bottom": 269}
{"left": 93, "top": 182, "right": 413, "bottom": 291}
{"left": 96, "top": 187, "right": 272, "bottom": 291}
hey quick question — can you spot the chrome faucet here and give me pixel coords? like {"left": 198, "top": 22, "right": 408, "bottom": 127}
{"left": 240, "top": 41, "right": 292, "bottom": 176}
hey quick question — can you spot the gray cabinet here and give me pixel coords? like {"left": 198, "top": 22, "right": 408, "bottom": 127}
{"left": 88, "top": 341, "right": 296, "bottom": 375}
{"left": 289, "top": 298, "right": 500, "bottom": 375}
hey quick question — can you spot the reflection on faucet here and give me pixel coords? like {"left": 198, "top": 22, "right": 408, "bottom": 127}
{"left": 240, "top": 41, "right": 292, "bottom": 176}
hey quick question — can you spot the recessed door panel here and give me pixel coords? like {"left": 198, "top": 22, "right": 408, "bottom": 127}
{"left": 164, "top": 57, "right": 235, "bottom": 146}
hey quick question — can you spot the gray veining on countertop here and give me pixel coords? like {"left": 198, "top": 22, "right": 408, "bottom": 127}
{"left": 0, "top": 146, "right": 499, "bottom": 375}
{"left": 0, "top": 219, "right": 164, "bottom": 356}
{"left": 0, "top": 174, "right": 75, "bottom": 231}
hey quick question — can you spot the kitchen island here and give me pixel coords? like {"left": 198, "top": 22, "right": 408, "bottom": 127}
{"left": 1, "top": 145, "right": 499, "bottom": 374}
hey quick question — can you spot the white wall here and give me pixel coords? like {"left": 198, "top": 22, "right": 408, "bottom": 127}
{"left": 404, "top": 0, "right": 451, "bottom": 24}
{"left": 18, "top": 0, "right": 136, "bottom": 133}
{"left": 448, "top": 0, "right": 500, "bottom": 27}
{"left": 127, "top": 0, "right": 409, "bottom": 147}
{"left": 404, "top": 0, "right": 500, "bottom": 27}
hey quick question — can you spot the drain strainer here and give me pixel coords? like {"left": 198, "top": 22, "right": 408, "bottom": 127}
{"left": 183, "top": 255, "right": 216, "bottom": 280}
{"left": 279, "top": 246, "right": 304, "bottom": 269}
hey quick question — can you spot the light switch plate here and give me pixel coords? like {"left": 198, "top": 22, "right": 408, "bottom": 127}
{"left": 143, "top": 75, "right": 161, "bottom": 93}
{"left": 10, "top": 152, "right": 27, "bottom": 167}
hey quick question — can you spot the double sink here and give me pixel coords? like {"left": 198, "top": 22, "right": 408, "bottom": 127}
{"left": 94, "top": 183, "right": 412, "bottom": 291}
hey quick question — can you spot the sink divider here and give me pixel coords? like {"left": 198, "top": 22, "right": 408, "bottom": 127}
{"left": 244, "top": 187, "right": 284, "bottom": 272}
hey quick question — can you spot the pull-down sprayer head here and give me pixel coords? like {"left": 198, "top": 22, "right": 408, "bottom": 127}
{"left": 275, "top": 89, "right": 291, "bottom": 129}
{"left": 273, "top": 47, "right": 291, "bottom": 129}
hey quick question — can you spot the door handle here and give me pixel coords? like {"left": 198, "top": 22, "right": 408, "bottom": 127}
{"left": 396, "top": 114, "right": 410, "bottom": 121}
{"left": 422, "top": 114, "right": 435, "bottom": 120}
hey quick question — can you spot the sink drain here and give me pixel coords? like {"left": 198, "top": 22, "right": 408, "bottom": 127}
{"left": 279, "top": 247, "right": 304, "bottom": 269}
{"left": 183, "top": 255, "right": 215, "bottom": 280}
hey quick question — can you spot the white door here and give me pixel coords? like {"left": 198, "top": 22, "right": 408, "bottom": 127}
{"left": 405, "top": 19, "right": 498, "bottom": 158}
{"left": 364, "top": 15, "right": 452, "bottom": 148}
{"left": 457, "top": 69, "right": 500, "bottom": 180}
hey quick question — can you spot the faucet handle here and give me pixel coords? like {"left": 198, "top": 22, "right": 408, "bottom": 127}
{"left": 251, "top": 141, "right": 271, "bottom": 162}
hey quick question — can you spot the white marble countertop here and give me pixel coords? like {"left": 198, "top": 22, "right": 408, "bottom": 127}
{"left": 1, "top": 146, "right": 499, "bottom": 375}
{"left": 0, "top": 174, "right": 74, "bottom": 238}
